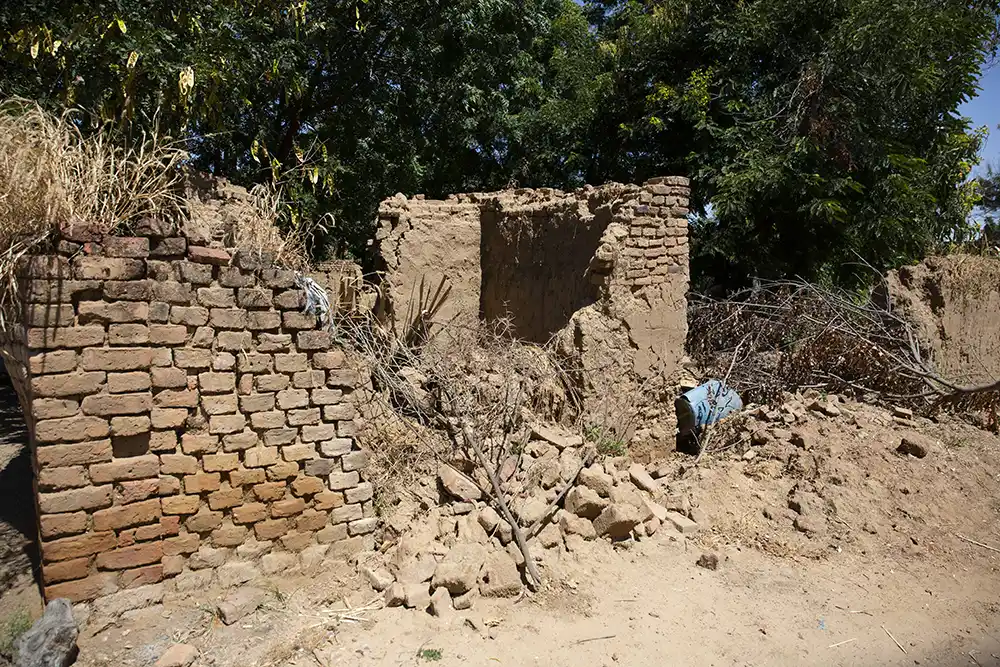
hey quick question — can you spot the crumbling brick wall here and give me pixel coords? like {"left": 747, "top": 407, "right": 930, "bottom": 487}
{"left": 2, "top": 225, "right": 372, "bottom": 603}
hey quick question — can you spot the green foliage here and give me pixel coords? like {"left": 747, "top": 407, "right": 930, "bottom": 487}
{"left": 417, "top": 648, "right": 443, "bottom": 661}
{"left": 584, "top": 424, "right": 626, "bottom": 456}
{"left": 0, "top": 607, "right": 31, "bottom": 659}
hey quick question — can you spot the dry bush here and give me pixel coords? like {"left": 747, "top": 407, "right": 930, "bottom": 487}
{"left": 221, "top": 183, "right": 316, "bottom": 272}
{"left": 0, "top": 99, "right": 184, "bottom": 320}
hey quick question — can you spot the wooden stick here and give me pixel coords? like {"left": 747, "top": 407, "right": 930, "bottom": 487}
{"left": 527, "top": 451, "right": 594, "bottom": 538}
{"left": 828, "top": 638, "right": 857, "bottom": 648}
{"left": 956, "top": 533, "right": 1000, "bottom": 554}
{"left": 882, "top": 625, "right": 906, "bottom": 654}
{"left": 573, "top": 635, "right": 616, "bottom": 645}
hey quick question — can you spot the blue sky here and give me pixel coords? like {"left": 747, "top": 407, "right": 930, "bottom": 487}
{"left": 961, "top": 62, "right": 1000, "bottom": 173}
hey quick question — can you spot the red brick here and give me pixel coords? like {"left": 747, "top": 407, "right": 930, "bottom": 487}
{"left": 28, "top": 350, "right": 78, "bottom": 375}
{"left": 163, "top": 533, "right": 200, "bottom": 556}
{"left": 180, "top": 433, "right": 218, "bottom": 454}
{"left": 31, "top": 371, "right": 106, "bottom": 398}
{"left": 37, "top": 440, "right": 112, "bottom": 468}
{"left": 229, "top": 468, "right": 265, "bottom": 486}
{"left": 161, "top": 495, "right": 200, "bottom": 515}
{"left": 80, "top": 348, "right": 152, "bottom": 371}
{"left": 314, "top": 491, "right": 344, "bottom": 511}
{"left": 27, "top": 326, "right": 106, "bottom": 350}
{"left": 96, "top": 542, "right": 162, "bottom": 570}
{"left": 134, "top": 523, "right": 164, "bottom": 542}
{"left": 39, "top": 485, "right": 112, "bottom": 514}
{"left": 152, "top": 367, "right": 187, "bottom": 388}
{"left": 196, "top": 287, "right": 234, "bottom": 307}
{"left": 185, "top": 510, "right": 223, "bottom": 533}
{"left": 90, "top": 455, "right": 159, "bottom": 483}
{"left": 102, "top": 236, "right": 150, "bottom": 258}
{"left": 158, "top": 475, "right": 181, "bottom": 496}
{"left": 207, "top": 485, "right": 244, "bottom": 510}
{"left": 271, "top": 498, "right": 306, "bottom": 518}
{"left": 38, "top": 466, "right": 88, "bottom": 491}
{"left": 254, "top": 519, "right": 288, "bottom": 541}
{"left": 44, "top": 572, "right": 118, "bottom": 603}
{"left": 232, "top": 503, "right": 268, "bottom": 524}
{"left": 78, "top": 300, "right": 149, "bottom": 324}
{"left": 42, "top": 531, "right": 117, "bottom": 562}
{"left": 149, "top": 324, "right": 188, "bottom": 345}
{"left": 39, "top": 512, "right": 89, "bottom": 539}
{"left": 32, "top": 397, "right": 79, "bottom": 420}
{"left": 247, "top": 311, "right": 281, "bottom": 330}
{"left": 155, "top": 388, "right": 199, "bottom": 408}
{"left": 81, "top": 391, "right": 152, "bottom": 416}
{"left": 183, "top": 473, "right": 221, "bottom": 494}
{"left": 189, "top": 246, "right": 231, "bottom": 265}
{"left": 118, "top": 478, "right": 160, "bottom": 504}
{"left": 290, "top": 476, "right": 325, "bottom": 497}
{"left": 111, "top": 415, "right": 151, "bottom": 437}
{"left": 160, "top": 515, "right": 181, "bottom": 536}
{"left": 93, "top": 499, "right": 161, "bottom": 531}
{"left": 120, "top": 564, "right": 163, "bottom": 588}
{"left": 295, "top": 510, "right": 328, "bottom": 532}
{"left": 108, "top": 371, "right": 151, "bottom": 393}
{"left": 42, "top": 557, "right": 91, "bottom": 583}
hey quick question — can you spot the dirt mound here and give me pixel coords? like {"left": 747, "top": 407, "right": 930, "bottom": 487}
{"left": 884, "top": 254, "right": 1000, "bottom": 386}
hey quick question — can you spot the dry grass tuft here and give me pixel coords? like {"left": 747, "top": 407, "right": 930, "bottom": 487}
{"left": 222, "top": 183, "right": 315, "bottom": 272}
{"left": 0, "top": 99, "right": 185, "bottom": 320}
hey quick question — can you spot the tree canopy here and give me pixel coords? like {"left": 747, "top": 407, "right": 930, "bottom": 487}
{"left": 3, "top": 0, "right": 999, "bottom": 288}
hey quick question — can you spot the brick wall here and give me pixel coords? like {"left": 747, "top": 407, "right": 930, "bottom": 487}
{"left": 2, "top": 224, "right": 372, "bottom": 603}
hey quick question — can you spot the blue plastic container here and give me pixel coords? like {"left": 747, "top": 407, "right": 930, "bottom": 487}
{"left": 675, "top": 380, "right": 742, "bottom": 436}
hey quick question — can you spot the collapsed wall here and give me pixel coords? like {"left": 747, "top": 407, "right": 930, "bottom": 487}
{"left": 884, "top": 254, "right": 1000, "bottom": 386}
{"left": 1, "top": 223, "right": 372, "bottom": 603}
{"left": 376, "top": 178, "right": 691, "bottom": 419}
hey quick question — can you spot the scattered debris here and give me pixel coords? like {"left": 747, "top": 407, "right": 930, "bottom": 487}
{"left": 696, "top": 553, "right": 720, "bottom": 571}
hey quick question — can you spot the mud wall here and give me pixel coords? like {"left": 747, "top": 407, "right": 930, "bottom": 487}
{"left": 886, "top": 255, "right": 1000, "bottom": 385}
{"left": 2, "top": 225, "right": 372, "bottom": 603}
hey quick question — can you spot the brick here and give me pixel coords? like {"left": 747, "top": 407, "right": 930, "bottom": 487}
{"left": 297, "top": 330, "right": 331, "bottom": 350}
{"left": 178, "top": 261, "right": 213, "bottom": 284}
{"left": 197, "top": 287, "right": 235, "bottom": 308}
{"left": 274, "top": 354, "right": 308, "bottom": 373}
{"left": 328, "top": 471, "right": 360, "bottom": 491}
{"left": 312, "top": 351, "right": 345, "bottom": 369}
{"left": 133, "top": 522, "right": 164, "bottom": 541}
{"left": 80, "top": 348, "right": 152, "bottom": 371}
{"left": 237, "top": 353, "right": 272, "bottom": 374}
{"left": 349, "top": 518, "right": 378, "bottom": 536}
{"left": 154, "top": 389, "right": 199, "bottom": 408}
{"left": 38, "top": 466, "right": 88, "bottom": 491}
{"left": 152, "top": 281, "right": 193, "bottom": 305}
{"left": 118, "top": 478, "right": 160, "bottom": 504}
{"left": 273, "top": 290, "right": 305, "bottom": 309}
{"left": 149, "top": 237, "right": 187, "bottom": 258}
{"left": 250, "top": 411, "right": 285, "bottom": 429}
{"left": 37, "top": 440, "right": 112, "bottom": 468}
{"left": 223, "top": 431, "right": 259, "bottom": 452}
{"left": 31, "top": 371, "right": 106, "bottom": 398}
{"left": 314, "top": 491, "right": 344, "bottom": 511}
{"left": 295, "top": 510, "right": 328, "bottom": 532}
{"left": 35, "top": 415, "right": 110, "bottom": 443}
{"left": 20, "top": 255, "right": 69, "bottom": 277}
{"left": 215, "top": 331, "right": 252, "bottom": 352}
{"left": 262, "top": 268, "right": 295, "bottom": 288}
{"left": 257, "top": 334, "right": 291, "bottom": 352}
{"left": 78, "top": 300, "right": 148, "bottom": 324}
{"left": 238, "top": 375, "right": 254, "bottom": 395}
{"left": 181, "top": 433, "right": 219, "bottom": 454}
{"left": 229, "top": 467, "right": 265, "bottom": 486}
{"left": 160, "top": 510, "right": 181, "bottom": 534}
{"left": 120, "top": 564, "right": 163, "bottom": 588}
{"left": 275, "top": 389, "right": 308, "bottom": 410}
{"left": 232, "top": 503, "right": 268, "bottom": 524}
{"left": 202, "top": 393, "right": 238, "bottom": 415}
{"left": 300, "top": 424, "right": 337, "bottom": 442}
{"left": 244, "top": 446, "right": 280, "bottom": 468}
{"left": 210, "top": 413, "right": 246, "bottom": 434}
{"left": 108, "top": 371, "right": 152, "bottom": 393}
{"left": 27, "top": 326, "right": 106, "bottom": 350}
{"left": 271, "top": 498, "right": 306, "bottom": 518}
{"left": 338, "top": 421, "right": 357, "bottom": 438}
{"left": 150, "top": 431, "right": 178, "bottom": 453}
{"left": 44, "top": 572, "right": 119, "bottom": 603}
{"left": 111, "top": 415, "right": 151, "bottom": 437}
{"left": 90, "top": 455, "right": 159, "bottom": 483}
{"left": 42, "top": 531, "right": 116, "bottom": 563}
{"left": 280, "top": 532, "right": 312, "bottom": 552}
{"left": 162, "top": 555, "right": 183, "bottom": 576}
{"left": 160, "top": 454, "right": 198, "bottom": 475}
{"left": 254, "top": 519, "right": 288, "bottom": 541}
{"left": 319, "top": 438, "right": 353, "bottom": 457}
{"left": 21, "top": 279, "right": 99, "bottom": 303}
{"left": 291, "top": 476, "right": 325, "bottom": 496}
{"left": 163, "top": 533, "right": 200, "bottom": 555}
{"left": 193, "top": 325, "right": 216, "bottom": 347}
{"left": 263, "top": 428, "right": 297, "bottom": 446}
{"left": 240, "top": 394, "right": 275, "bottom": 413}
{"left": 183, "top": 473, "right": 221, "bottom": 494}
{"left": 148, "top": 324, "right": 188, "bottom": 345}
{"left": 189, "top": 246, "right": 231, "bottom": 265}
{"left": 96, "top": 542, "right": 162, "bottom": 570}
{"left": 247, "top": 311, "right": 281, "bottom": 330}
{"left": 207, "top": 485, "right": 243, "bottom": 510}
{"left": 203, "top": 453, "right": 240, "bottom": 472}
{"left": 311, "top": 388, "right": 343, "bottom": 405}
{"left": 212, "top": 352, "right": 236, "bottom": 371}
{"left": 256, "top": 374, "right": 290, "bottom": 392}
{"left": 304, "top": 459, "right": 335, "bottom": 477}
{"left": 282, "top": 444, "right": 317, "bottom": 462}
{"left": 218, "top": 266, "right": 253, "bottom": 287}
{"left": 185, "top": 510, "right": 223, "bottom": 533}
{"left": 327, "top": 369, "right": 360, "bottom": 388}
{"left": 40, "top": 512, "right": 88, "bottom": 539}
{"left": 316, "top": 524, "right": 349, "bottom": 544}
{"left": 288, "top": 408, "right": 320, "bottom": 426}
{"left": 161, "top": 495, "right": 201, "bottom": 515}
{"left": 103, "top": 236, "right": 149, "bottom": 258}
{"left": 170, "top": 305, "right": 210, "bottom": 326}
{"left": 39, "top": 485, "right": 112, "bottom": 514}
{"left": 238, "top": 287, "right": 273, "bottom": 308}
{"left": 81, "top": 392, "right": 152, "bottom": 416}
{"left": 330, "top": 504, "right": 363, "bottom": 524}
{"left": 28, "top": 350, "right": 78, "bottom": 375}
{"left": 323, "top": 404, "right": 356, "bottom": 420}
{"left": 341, "top": 450, "right": 368, "bottom": 472}
{"left": 23, "top": 303, "right": 76, "bottom": 327}
{"left": 253, "top": 482, "right": 286, "bottom": 502}
{"left": 150, "top": 368, "right": 185, "bottom": 389}
{"left": 174, "top": 349, "right": 212, "bottom": 369}
{"left": 151, "top": 408, "right": 187, "bottom": 429}
{"left": 200, "top": 372, "right": 235, "bottom": 393}
{"left": 294, "top": 370, "right": 326, "bottom": 389}
{"left": 93, "top": 499, "right": 161, "bottom": 531}
{"left": 32, "top": 398, "right": 79, "bottom": 420}
{"left": 210, "top": 308, "right": 248, "bottom": 329}
{"left": 266, "top": 460, "right": 299, "bottom": 480}
{"left": 74, "top": 256, "right": 144, "bottom": 280}
{"left": 42, "top": 557, "right": 91, "bottom": 584}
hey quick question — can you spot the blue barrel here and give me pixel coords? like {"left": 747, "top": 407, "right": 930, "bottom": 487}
{"left": 675, "top": 380, "right": 742, "bottom": 436}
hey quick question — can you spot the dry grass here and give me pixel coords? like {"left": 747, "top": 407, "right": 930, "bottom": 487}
{"left": 0, "top": 99, "right": 185, "bottom": 320}
{"left": 222, "top": 183, "right": 315, "bottom": 272}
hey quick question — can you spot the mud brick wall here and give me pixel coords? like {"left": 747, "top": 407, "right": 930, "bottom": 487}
{"left": 2, "top": 228, "right": 372, "bottom": 603}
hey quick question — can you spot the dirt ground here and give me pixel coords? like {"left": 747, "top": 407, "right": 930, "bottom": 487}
{"left": 55, "top": 399, "right": 1000, "bottom": 667}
